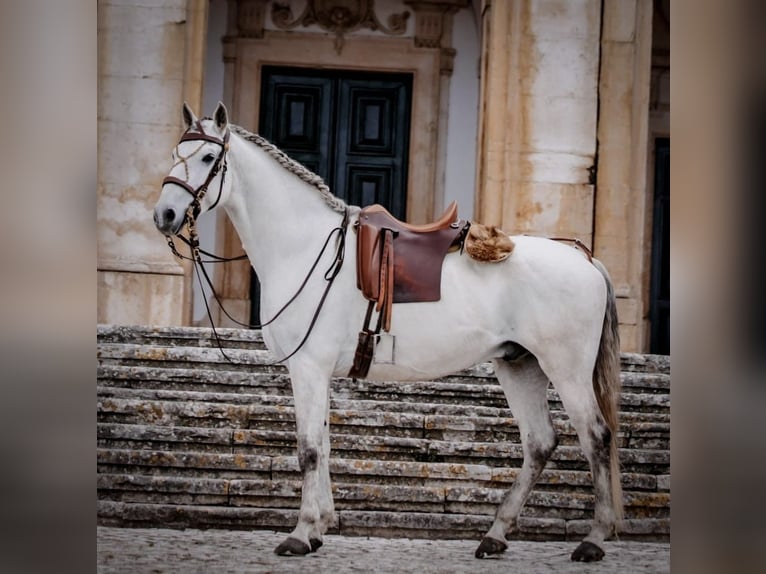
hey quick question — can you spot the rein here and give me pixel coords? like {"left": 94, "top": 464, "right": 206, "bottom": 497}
{"left": 162, "top": 121, "right": 349, "bottom": 365}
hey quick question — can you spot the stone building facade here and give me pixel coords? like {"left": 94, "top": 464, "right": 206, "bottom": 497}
{"left": 97, "top": 0, "right": 670, "bottom": 353}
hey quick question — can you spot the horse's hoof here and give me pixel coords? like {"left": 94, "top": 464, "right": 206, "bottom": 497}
{"left": 474, "top": 536, "right": 508, "bottom": 559}
{"left": 309, "top": 538, "right": 323, "bottom": 552}
{"left": 571, "top": 541, "right": 605, "bottom": 562}
{"left": 274, "top": 537, "right": 311, "bottom": 556}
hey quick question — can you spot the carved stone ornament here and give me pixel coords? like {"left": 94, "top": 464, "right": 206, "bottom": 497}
{"left": 272, "top": 0, "right": 410, "bottom": 54}
{"left": 237, "top": 0, "right": 268, "bottom": 38}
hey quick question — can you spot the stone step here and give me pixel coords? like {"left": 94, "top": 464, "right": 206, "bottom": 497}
{"left": 97, "top": 324, "right": 671, "bottom": 375}
{"left": 97, "top": 395, "right": 669, "bottom": 450}
{"left": 96, "top": 325, "right": 670, "bottom": 540}
{"left": 97, "top": 474, "right": 669, "bottom": 520}
{"left": 96, "top": 387, "right": 669, "bottom": 426}
{"left": 97, "top": 385, "right": 668, "bottom": 432}
{"left": 97, "top": 363, "right": 669, "bottom": 399}
{"left": 97, "top": 445, "right": 668, "bottom": 492}
{"left": 97, "top": 324, "right": 269, "bottom": 350}
{"left": 96, "top": 501, "right": 670, "bottom": 542}
{"left": 97, "top": 423, "right": 670, "bottom": 474}
{"left": 97, "top": 399, "right": 669, "bottom": 433}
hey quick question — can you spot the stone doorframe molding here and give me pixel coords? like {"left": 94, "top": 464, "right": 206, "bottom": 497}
{"left": 210, "top": 0, "right": 468, "bottom": 327}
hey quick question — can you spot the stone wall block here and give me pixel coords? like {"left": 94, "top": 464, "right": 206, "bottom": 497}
{"left": 527, "top": 0, "right": 600, "bottom": 40}
{"left": 98, "top": 271, "right": 185, "bottom": 327}
{"left": 510, "top": 182, "right": 594, "bottom": 241}
{"left": 528, "top": 96, "right": 597, "bottom": 157}
{"left": 99, "top": 3, "right": 187, "bottom": 80}
{"left": 99, "top": 120, "right": 179, "bottom": 187}
{"left": 99, "top": 74, "right": 184, "bottom": 127}
{"left": 520, "top": 152, "right": 593, "bottom": 186}
{"left": 602, "top": 0, "right": 637, "bottom": 43}
{"left": 525, "top": 38, "right": 599, "bottom": 101}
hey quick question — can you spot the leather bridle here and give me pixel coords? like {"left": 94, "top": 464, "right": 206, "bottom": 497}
{"left": 162, "top": 119, "right": 231, "bottom": 260}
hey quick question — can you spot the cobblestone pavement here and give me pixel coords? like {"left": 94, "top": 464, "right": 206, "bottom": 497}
{"left": 98, "top": 527, "right": 669, "bottom": 573}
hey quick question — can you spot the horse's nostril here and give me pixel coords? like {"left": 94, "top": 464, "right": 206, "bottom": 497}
{"left": 164, "top": 208, "right": 176, "bottom": 224}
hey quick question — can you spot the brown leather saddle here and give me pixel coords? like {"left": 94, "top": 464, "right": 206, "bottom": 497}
{"left": 350, "top": 201, "right": 470, "bottom": 378}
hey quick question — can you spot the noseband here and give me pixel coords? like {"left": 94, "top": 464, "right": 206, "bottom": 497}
{"left": 162, "top": 120, "right": 230, "bottom": 256}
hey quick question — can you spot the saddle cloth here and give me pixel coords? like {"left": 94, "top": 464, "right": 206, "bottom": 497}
{"left": 350, "top": 201, "right": 469, "bottom": 378}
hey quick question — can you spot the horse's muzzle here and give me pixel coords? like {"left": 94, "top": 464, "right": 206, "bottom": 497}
{"left": 153, "top": 205, "right": 185, "bottom": 236}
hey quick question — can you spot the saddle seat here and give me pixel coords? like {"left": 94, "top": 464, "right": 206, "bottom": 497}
{"left": 351, "top": 200, "right": 469, "bottom": 378}
{"left": 358, "top": 201, "right": 459, "bottom": 233}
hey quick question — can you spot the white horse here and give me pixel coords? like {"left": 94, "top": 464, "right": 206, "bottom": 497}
{"left": 153, "top": 102, "right": 623, "bottom": 563}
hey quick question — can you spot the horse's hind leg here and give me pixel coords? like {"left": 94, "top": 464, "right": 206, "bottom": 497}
{"left": 544, "top": 365, "right": 621, "bottom": 562}
{"left": 475, "top": 353, "right": 558, "bottom": 558}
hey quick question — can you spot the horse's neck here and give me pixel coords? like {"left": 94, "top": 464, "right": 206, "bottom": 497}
{"left": 223, "top": 137, "right": 344, "bottom": 282}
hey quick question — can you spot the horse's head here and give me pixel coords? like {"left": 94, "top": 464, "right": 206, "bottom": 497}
{"left": 153, "top": 102, "right": 232, "bottom": 236}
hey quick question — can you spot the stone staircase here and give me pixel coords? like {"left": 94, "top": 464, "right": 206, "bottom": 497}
{"left": 97, "top": 325, "right": 670, "bottom": 541}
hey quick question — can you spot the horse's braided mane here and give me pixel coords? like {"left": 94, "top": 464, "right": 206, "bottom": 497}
{"left": 228, "top": 123, "right": 351, "bottom": 215}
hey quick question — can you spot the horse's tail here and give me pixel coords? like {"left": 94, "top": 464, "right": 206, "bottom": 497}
{"left": 591, "top": 257, "right": 624, "bottom": 525}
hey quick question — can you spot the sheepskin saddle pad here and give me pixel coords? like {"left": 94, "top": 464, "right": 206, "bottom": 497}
{"left": 465, "top": 222, "right": 515, "bottom": 263}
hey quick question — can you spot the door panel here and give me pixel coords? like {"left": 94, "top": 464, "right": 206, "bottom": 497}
{"left": 335, "top": 77, "right": 410, "bottom": 219}
{"left": 260, "top": 72, "right": 334, "bottom": 180}
{"left": 346, "top": 165, "right": 394, "bottom": 208}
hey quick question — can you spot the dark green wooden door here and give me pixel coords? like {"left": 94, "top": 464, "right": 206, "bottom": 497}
{"left": 650, "top": 138, "right": 669, "bottom": 354}
{"left": 251, "top": 66, "right": 412, "bottom": 324}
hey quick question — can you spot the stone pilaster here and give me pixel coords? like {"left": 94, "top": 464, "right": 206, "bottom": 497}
{"left": 593, "top": 0, "right": 653, "bottom": 351}
{"left": 475, "top": 0, "right": 601, "bottom": 241}
{"left": 405, "top": 0, "right": 468, "bottom": 214}
{"left": 98, "top": 0, "right": 208, "bottom": 326}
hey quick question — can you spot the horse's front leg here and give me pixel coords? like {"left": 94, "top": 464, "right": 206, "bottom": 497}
{"left": 275, "top": 361, "right": 334, "bottom": 556}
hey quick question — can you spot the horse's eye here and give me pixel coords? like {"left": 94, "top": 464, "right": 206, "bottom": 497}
{"left": 202, "top": 153, "right": 215, "bottom": 164}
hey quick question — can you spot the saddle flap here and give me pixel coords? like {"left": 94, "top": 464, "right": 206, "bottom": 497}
{"left": 390, "top": 226, "right": 462, "bottom": 302}
{"left": 356, "top": 222, "right": 384, "bottom": 302}
{"left": 355, "top": 202, "right": 466, "bottom": 306}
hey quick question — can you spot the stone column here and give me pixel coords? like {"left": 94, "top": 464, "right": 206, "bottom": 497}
{"left": 593, "top": 0, "right": 653, "bottom": 351}
{"left": 98, "top": 0, "right": 208, "bottom": 326}
{"left": 475, "top": 0, "right": 601, "bottom": 242}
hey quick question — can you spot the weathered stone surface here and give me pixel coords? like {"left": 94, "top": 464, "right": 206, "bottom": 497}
{"left": 566, "top": 517, "right": 671, "bottom": 541}
{"left": 97, "top": 448, "right": 272, "bottom": 476}
{"left": 98, "top": 364, "right": 293, "bottom": 392}
{"left": 98, "top": 501, "right": 302, "bottom": 531}
{"left": 619, "top": 352, "right": 671, "bottom": 374}
{"left": 325, "top": 458, "right": 494, "bottom": 483}
{"left": 98, "top": 422, "right": 232, "bottom": 445}
{"left": 98, "top": 342, "right": 280, "bottom": 371}
{"left": 98, "top": 324, "right": 268, "bottom": 349}
{"left": 338, "top": 510, "right": 491, "bottom": 539}
{"left": 97, "top": 526, "right": 671, "bottom": 572}
{"left": 98, "top": 474, "right": 230, "bottom": 505}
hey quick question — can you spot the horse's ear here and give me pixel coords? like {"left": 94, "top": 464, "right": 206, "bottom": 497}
{"left": 214, "top": 101, "right": 229, "bottom": 131}
{"left": 182, "top": 102, "right": 198, "bottom": 130}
